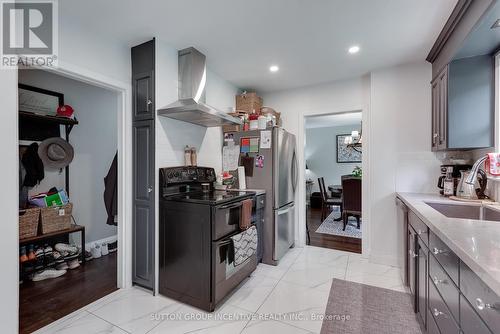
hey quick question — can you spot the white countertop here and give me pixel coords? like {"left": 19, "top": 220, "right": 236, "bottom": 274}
{"left": 397, "top": 192, "right": 500, "bottom": 296}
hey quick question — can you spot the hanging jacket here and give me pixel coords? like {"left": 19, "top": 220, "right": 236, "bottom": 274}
{"left": 22, "top": 143, "right": 44, "bottom": 187}
{"left": 104, "top": 153, "right": 117, "bottom": 226}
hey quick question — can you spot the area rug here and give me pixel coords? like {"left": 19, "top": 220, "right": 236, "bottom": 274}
{"left": 315, "top": 209, "right": 362, "bottom": 239}
{"left": 321, "top": 279, "right": 421, "bottom": 334}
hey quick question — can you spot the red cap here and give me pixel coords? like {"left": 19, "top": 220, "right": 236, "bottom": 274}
{"left": 57, "top": 105, "right": 74, "bottom": 118}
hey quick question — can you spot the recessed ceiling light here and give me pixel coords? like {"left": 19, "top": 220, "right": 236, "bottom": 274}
{"left": 491, "top": 19, "right": 500, "bottom": 29}
{"left": 269, "top": 65, "right": 279, "bottom": 72}
{"left": 348, "top": 45, "right": 360, "bottom": 54}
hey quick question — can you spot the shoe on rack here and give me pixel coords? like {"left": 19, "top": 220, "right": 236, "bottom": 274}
{"left": 53, "top": 251, "right": 65, "bottom": 264}
{"left": 91, "top": 244, "right": 102, "bottom": 259}
{"left": 32, "top": 269, "right": 66, "bottom": 282}
{"left": 20, "top": 246, "right": 28, "bottom": 263}
{"left": 108, "top": 240, "right": 117, "bottom": 253}
{"left": 27, "top": 245, "right": 36, "bottom": 261}
{"left": 101, "top": 243, "right": 109, "bottom": 256}
{"left": 56, "top": 262, "right": 69, "bottom": 271}
{"left": 85, "top": 250, "right": 93, "bottom": 262}
{"left": 43, "top": 245, "right": 56, "bottom": 267}
{"left": 34, "top": 247, "right": 45, "bottom": 270}
{"left": 67, "top": 259, "right": 80, "bottom": 270}
{"left": 55, "top": 243, "right": 78, "bottom": 255}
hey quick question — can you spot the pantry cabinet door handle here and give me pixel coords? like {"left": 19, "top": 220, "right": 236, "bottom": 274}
{"left": 476, "top": 298, "right": 496, "bottom": 311}
{"left": 433, "top": 276, "right": 446, "bottom": 285}
{"left": 433, "top": 308, "right": 444, "bottom": 317}
{"left": 432, "top": 247, "right": 447, "bottom": 255}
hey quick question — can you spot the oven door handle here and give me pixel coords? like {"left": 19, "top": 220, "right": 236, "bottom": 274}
{"left": 218, "top": 202, "right": 243, "bottom": 210}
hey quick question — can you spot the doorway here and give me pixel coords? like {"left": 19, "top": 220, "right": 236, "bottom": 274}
{"left": 17, "top": 68, "right": 124, "bottom": 333}
{"left": 304, "top": 111, "right": 362, "bottom": 253}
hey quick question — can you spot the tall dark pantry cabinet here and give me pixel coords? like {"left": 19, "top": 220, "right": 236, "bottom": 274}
{"left": 131, "top": 39, "right": 156, "bottom": 290}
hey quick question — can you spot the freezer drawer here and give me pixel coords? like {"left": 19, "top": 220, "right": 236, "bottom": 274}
{"left": 274, "top": 203, "right": 294, "bottom": 261}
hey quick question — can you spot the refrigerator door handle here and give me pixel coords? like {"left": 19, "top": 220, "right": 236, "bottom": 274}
{"left": 277, "top": 203, "right": 294, "bottom": 215}
{"left": 291, "top": 151, "right": 298, "bottom": 193}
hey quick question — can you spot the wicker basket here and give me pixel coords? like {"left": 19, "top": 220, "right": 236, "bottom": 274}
{"left": 236, "top": 92, "right": 263, "bottom": 113}
{"left": 40, "top": 203, "right": 73, "bottom": 234}
{"left": 19, "top": 208, "right": 40, "bottom": 239}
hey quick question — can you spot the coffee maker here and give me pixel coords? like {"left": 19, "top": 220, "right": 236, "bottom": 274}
{"left": 438, "top": 164, "right": 472, "bottom": 196}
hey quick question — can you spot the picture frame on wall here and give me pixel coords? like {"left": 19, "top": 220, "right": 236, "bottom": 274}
{"left": 336, "top": 134, "right": 362, "bottom": 163}
{"left": 18, "top": 84, "right": 64, "bottom": 116}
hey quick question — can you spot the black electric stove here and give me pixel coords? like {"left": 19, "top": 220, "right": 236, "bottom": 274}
{"left": 158, "top": 166, "right": 258, "bottom": 312}
{"left": 159, "top": 166, "right": 254, "bottom": 205}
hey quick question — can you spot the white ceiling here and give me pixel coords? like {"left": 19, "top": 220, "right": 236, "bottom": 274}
{"left": 60, "top": 0, "right": 457, "bottom": 93}
{"left": 305, "top": 112, "right": 362, "bottom": 129}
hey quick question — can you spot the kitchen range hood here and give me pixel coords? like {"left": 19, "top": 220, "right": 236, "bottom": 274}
{"left": 158, "top": 47, "right": 242, "bottom": 127}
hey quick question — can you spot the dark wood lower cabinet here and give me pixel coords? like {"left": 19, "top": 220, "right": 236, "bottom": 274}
{"left": 400, "top": 199, "right": 499, "bottom": 334}
{"left": 417, "top": 238, "right": 428, "bottom": 329}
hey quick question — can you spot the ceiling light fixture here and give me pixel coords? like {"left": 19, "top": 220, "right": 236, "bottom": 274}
{"left": 269, "top": 65, "right": 279, "bottom": 72}
{"left": 348, "top": 45, "right": 360, "bottom": 54}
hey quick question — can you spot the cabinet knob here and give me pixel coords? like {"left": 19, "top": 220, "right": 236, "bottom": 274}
{"left": 433, "top": 308, "right": 444, "bottom": 317}
{"left": 148, "top": 187, "right": 153, "bottom": 193}
{"left": 476, "top": 298, "right": 496, "bottom": 311}
{"left": 408, "top": 250, "right": 418, "bottom": 258}
{"left": 417, "top": 229, "right": 426, "bottom": 235}
{"left": 432, "top": 247, "right": 446, "bottom": 255}
{"left": 432, "top": 276, "right": 446, "bottom": 285}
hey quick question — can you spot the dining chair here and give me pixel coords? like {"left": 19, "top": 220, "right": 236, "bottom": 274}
{"left": 318, "top": 177, "right": 342, "bottom": 221}
{"left": 341, "top": 175, "right": 361, "bottom": 230}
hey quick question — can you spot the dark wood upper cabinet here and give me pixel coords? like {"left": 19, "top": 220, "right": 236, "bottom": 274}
{"left": 428, "top": 0, "right": 497, "bottom": 151}
{"left": 132, "top": 40, "right": 155, "bottom": 121}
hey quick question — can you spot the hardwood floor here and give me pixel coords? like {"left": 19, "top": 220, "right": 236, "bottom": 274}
{"left": 306, "top": 206, "right": 362, "bottom": 254}
{"left": 19, "top": 252, "right": 117, "bottom": 334}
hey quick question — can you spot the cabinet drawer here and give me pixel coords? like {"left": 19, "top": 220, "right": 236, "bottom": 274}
{"left": 409, "top": 211, "right": 428, "bottom": 246}
{"left": 460, "top": 295, "right": 493, "bottom": 334}
{"left": 428, "top": 279, "right": 460, "bottom": 334}
{"left": 427, "top": 308, "right": 440, "bottom": 334}
{"left": 429, "top": 254, "right": 459, "bottom": 322}
{"left": 429, "top": 231, "right": 459, "bottom": 285}
{"left": 460, "top": 262, "right": 500, "bottom": 333}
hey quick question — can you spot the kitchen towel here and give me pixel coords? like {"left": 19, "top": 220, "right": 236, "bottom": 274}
{"left": 230, "top": 225, "right": 257, "bottom": 266}
{"left": 240, "top": 198, "right": 252, "bottom": 230}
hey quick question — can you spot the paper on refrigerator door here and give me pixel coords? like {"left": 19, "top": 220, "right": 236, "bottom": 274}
{"left": 223, "top": 145, "right": 240, "bottom": 171}
{"left": 260, "top": 130, "right": 271, "bottom": 149}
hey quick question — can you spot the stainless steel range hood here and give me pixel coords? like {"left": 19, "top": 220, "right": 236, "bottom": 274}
{"left": 158, "top": 47, "right": 242, "bottom": 127}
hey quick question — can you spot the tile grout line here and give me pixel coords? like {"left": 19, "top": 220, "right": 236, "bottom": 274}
{"left": 238, "top": 247, "right": 304, "bottom": 333}
{"left": 83, "top": 310, "right": 132, "bottom": 334}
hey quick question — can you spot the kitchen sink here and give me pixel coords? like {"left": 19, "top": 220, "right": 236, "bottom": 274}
{"left": 425, "top": 202, "right": 500, "bottom": 222}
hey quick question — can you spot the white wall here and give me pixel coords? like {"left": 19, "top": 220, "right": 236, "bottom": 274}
{"left": 19, "top": 69, "right": 119, "bottom": 244}
{"left": 305, "top": 124, "right": 362, "bottom": 192}
{"left": 263, "top": 62, "right": 440, "bottom": 267}
{"left": 0, "top": 69, "right": 20, "bottom": 334}
{"left": 369, "top": 62, "right": 441, "bottom": 265}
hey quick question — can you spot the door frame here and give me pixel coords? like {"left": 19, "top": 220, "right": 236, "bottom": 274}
{"left": 298, "top": 108, "right": 371, "bottom": 258}
{"left": 18, "top": 61, "right": 133, "bottom": 290}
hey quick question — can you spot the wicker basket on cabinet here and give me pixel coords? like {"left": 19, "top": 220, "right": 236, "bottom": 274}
{"left": 40, "top": 203, "right": 73, "bottom": 234}
{"left": 19, "top": 208, "right": 40, "bottom": 239}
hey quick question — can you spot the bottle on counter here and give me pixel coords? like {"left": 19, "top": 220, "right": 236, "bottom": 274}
{"left": 190, "top": 147, "right": 197, "bottom": 166}
{"left": 443, "top": 169, "right": 454, "bottom": 196}
{"left": 184, "top": 145, "right": 191, "bottom": 166}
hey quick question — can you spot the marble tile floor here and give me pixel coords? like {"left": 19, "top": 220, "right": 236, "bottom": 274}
{"left": 34, "top": 246, "right": 407, "bottom": 334}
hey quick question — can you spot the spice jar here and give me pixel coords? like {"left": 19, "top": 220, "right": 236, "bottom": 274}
{"left": 190, "top": 147, "right": 197, "bottom": 166}
{"left": 184, "top": 146, "right": 191, "bottom": 166}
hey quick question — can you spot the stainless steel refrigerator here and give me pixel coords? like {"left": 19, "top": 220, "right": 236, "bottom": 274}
{"left": 228, "top": 127, "right": 298, "bottom": 265}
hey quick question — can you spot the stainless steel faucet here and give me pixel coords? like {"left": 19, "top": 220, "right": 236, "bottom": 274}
{"left": 465, "top": 156, "right": 488, "bottom": 185}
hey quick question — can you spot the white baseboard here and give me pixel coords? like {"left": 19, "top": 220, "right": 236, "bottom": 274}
{"left": 85, "top": 235, "right": 117, "bottom": 251}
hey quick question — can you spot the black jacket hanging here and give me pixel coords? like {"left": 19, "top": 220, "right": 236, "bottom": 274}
{"left": 22, "top": 143, "right": 44, "bottom": 187}
{"left": 104, "top": 153, "right": 118, "bottom": 226}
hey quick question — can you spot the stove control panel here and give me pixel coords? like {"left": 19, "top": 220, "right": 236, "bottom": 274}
{"left": 160, "top": 166, "right": 216, "bottom": 186}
